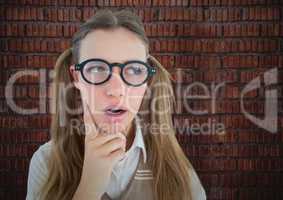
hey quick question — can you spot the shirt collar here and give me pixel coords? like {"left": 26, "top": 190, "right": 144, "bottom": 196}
{"left": 119, "top": 115, "right": 147, "bottom": 164}
{"left": 111, "top": 116, "right": 147, "bottom": 178}
{"left": 134, "top": 115, "right": 147, "bottom": 163}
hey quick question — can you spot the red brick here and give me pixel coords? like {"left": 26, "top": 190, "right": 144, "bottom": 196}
{"left": 223, "top": 55, "right": 258, "bottom": 68}
{"left": 200, "top": 174, "right": 219, "bottom": 187}
{"left": 223, "top": 23, "right": 261, "bottom": 37}
{"left": 243, "top": 7, "right": 280, "bottom": 21}
{"left": 218, "top": 114, "right": 251, "bottom": 129}
{"left": 216, "top": 100, "right": 240, "bottom": 113}
{"left": 174, "top": 55, "right": 195, "bottom": 68}
{"left": 258, "top": 55, "right": 279, "bottom": 67}
{"left": 199, "top": 158, "right": 237, "bottom": 171}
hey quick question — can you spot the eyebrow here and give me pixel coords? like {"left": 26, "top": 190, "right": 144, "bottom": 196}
{"left": 106, "top": 58, "right": 146, "bottom": 62}
{"left": 81, "top": 58, "right": 147, "bottom": 64}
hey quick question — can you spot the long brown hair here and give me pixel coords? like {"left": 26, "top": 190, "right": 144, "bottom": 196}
{"left": 40, "top": 9, "right": 195, "bottom": 200}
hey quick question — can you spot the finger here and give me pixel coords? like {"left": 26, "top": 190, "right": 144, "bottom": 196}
{"left": 115, "top": 132, "right": 126, "bottom": 151}
{"left": 99, "top": 137, "right": 126, "bottom": 156}
{"left": 95, "top": 132, "right": 125, "bottom": 148}
{"left": 84, "top": 103, "right": 98, "bottom": 141}
{"left": 108, "top": 148, "right": 126, "bottom": 164}
{"left": 102, "top": 132, "right": 126, "bottom": 150}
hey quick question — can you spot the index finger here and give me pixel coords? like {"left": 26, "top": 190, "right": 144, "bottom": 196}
{"left": 84, "top": 103, "right": 99, "bottom": 140}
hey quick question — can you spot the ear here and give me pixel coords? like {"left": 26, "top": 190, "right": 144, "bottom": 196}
{"left": 69, "top": 65, "right": 81, "bottom": 89}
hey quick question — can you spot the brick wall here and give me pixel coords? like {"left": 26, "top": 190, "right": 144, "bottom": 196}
{"left": 0, "top": 0, "right": 282, "bottom": 199}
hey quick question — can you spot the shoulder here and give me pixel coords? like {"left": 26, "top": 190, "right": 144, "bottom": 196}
{"left": 30, "top": 140, "right": 52, "bottom": 167}
{"left": 26, "top": 140, "right": 53, "bottom": 200}
{"left": 189, "top": 168, "right": 207, "bottom": 200}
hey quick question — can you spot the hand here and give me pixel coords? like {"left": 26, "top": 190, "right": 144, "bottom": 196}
{"left": 73, "top": 103, "right": 126, "bottom": 200}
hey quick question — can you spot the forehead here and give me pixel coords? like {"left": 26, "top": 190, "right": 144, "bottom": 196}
{"left": 79, "top": 27, "right": 147, "bottom": 63}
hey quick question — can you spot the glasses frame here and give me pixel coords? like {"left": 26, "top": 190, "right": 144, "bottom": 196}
{"left": 74, "top": 58, "right": 156, "bottom": 87}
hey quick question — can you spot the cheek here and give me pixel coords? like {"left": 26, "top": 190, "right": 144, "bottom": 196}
{"left": 126, "top": 86, "right": 147, "bottom": 113}
{"left": 78, "top": 83, "right": 101, "bottom": 107}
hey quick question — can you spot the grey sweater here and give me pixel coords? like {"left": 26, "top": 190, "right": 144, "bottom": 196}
{"left": 101, "top": 153, "right": 207, "bottom": 200}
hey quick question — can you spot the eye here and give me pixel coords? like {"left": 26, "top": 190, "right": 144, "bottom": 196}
{"left": 125, "top": 65, "right": 146, "bottom": 75}
{"left": 85, "top": 64, "right": 109, "bottom": 74}
{"left": 87, "top": 66, "right": 107, "bottom": 73}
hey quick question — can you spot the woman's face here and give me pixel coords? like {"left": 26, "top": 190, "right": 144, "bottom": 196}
{"left": 70, "top": 27, "right": 148, "bottom": 135}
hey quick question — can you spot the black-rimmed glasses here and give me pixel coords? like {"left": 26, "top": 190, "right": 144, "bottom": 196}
{"left": 74, "top": 58, "right": 156, "bottom": 87}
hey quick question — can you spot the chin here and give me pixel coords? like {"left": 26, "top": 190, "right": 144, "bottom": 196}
{"left": 97, "top": 113, "right": 135, "bottom": 135}
{"left": 98, "top": 122, "right": 127, "bottom": 135}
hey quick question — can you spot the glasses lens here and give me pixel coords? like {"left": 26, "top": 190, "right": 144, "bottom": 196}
{"left": 83, "top": 60, "right": 110, "bottom": 84}
{"left": 123, "top": 62, "right": 148, "bottom": 86}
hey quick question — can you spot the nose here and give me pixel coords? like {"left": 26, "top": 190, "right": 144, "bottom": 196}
{"left": 105, "top": 67, "right": 125, "bottom": 97}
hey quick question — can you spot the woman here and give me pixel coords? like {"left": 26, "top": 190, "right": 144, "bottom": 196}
{"left": 26, "top": 9, "right": 206, "bottom": 200}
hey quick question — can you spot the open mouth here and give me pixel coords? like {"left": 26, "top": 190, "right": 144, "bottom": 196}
{"left": 105, "top": 108, "right": 127, "bottom": 116}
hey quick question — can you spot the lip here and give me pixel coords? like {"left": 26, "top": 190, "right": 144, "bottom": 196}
{"left": 103, "top": 104, "right": 128, "bottom": 123}
{"left": 103, "top": 104, "right": 128, "bottom": 112}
